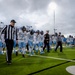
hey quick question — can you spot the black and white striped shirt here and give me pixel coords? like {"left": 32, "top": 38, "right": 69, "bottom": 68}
{"left": 1, "top": 25, "right": 18, "bottom": 40}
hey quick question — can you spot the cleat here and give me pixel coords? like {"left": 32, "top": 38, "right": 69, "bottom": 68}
{"left": 22, "top": 54, "right": 25, "bottom": 58}
{"left": 36, "top": 50, "right": 38, "bottom": 53}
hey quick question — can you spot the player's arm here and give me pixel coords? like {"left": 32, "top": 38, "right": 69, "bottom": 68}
{"left": 15, "top": 28, "right": 18, "bottom": 44}
{"left": 1, "top": 25, "right": 7, "bottom": 34}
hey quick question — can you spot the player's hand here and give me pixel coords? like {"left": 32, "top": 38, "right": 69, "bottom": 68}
{"left": 2, "top": 41, "right": 5, "bottom": 45}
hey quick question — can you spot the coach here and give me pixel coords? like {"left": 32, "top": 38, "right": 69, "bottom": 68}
{"left": 1, "top": 20, "right": 18, "bottom": 64}
{"left": 43, "top": 30, "right": 50, "bottom": 52}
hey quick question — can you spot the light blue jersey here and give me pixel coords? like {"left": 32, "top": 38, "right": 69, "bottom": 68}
{"left": 18, "top": 30, "right": 26, "bottom": 48}
{"left": 18, "top": 29, "right": 26, "bottom": 54}
{"left": 70, "top": 37, "right": 73, "bottom": 45}
{"left": 52, "top": 36, "right": 57, "bottom": 45}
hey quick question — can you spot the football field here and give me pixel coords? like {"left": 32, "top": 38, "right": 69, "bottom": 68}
{"left": 0, "top": 47, "right": 75, "bottom": 75}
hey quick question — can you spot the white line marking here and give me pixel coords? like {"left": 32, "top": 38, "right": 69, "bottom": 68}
{"left": 64, "top": 50, "right": 75, "bottom": 51}
{"left": 26, "top": 54, "right": 75, "bottom": 63}
{"left": 2, "top": 51, "right": 75, "bottom": 63}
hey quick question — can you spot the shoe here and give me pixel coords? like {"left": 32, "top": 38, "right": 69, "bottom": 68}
{"left": 40, "top": 51, "right": 44, "bottom": 54}
{"left": 30, "top": 54, "right": 33, "bottom": 56}
{"left": 7, "top": 62, "right": 11, "bottom": 65}
{"left": 20, "top": 50, "right": 22, "bottom": 53}
{"left": 55, "top": 50, "right": 57, "bottom": 52}
{"left": 47, "top": 51, "right": 50, "bottom": 53}
{"left": 22, "top": 54, "right": 25, "bottom": 58}
{"left": 31, "top": 52, "right": 35, "bottom": 55}
{"left": 7, "top": 61, "right": 11, "bottom": 65}
{"left": 16, "top": 51, "right": 18, "bottom": 56}
{"left": 29, "top": 53, "right": 33, "bottom": 56}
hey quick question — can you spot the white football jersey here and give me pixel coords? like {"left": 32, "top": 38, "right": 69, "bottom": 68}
{"left": 1, "top": 34, "right": 4, "bottom": 43}
{"left": 33, "top": 33, "right": 37, "bottom": 44}
{"left": 36, "top": 34, "right": 40, "bottom": 43}
{"left": 18, "top": 29, "right": 25, "bottom": 42}
{"left": 40, "top": 34, "right": 44, "bottom": 42}
{"left": 70, "top": 37, "right": 73, "bottom": 42}
{"left": 28, "top": 33, "right": 34, "bottom": 42}
{"left": 67, "top": 38, "right": 70, "bottom": 43}
{"left": 53, "top": 36, "right": 57, "bottom": 42}
{"left": 24, "top": 31, "right": 28, "bottom": 43}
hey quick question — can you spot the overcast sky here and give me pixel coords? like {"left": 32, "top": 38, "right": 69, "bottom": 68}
{"left": 0, "top": 0, "right": 75, "bottom": 36}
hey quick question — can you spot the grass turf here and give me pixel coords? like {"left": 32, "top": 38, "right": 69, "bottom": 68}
{"left": 0, "top": 47, "right": 75, "bottom": 75}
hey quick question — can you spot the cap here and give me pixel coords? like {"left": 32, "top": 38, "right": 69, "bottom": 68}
{"left": 11, "top": 20, "right": 16, "bottom": 23}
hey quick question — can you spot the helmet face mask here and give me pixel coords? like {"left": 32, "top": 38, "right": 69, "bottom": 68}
{"left": 55, "top": 33, "right": 58, "bottom": 36}
{"left": 21, "top": 26, "right": 26, "bottom": 32}
{"left": 40, "top": 30, "right": 43, "bottom": 35}
{"left": 37, "top": 32, "right": 39, "bottom": 35}
{"left": 36, "top": 30, "right": 40, "bottom": 35}
{"left": 30, "top": 30, "right": 34, "bottom": 35}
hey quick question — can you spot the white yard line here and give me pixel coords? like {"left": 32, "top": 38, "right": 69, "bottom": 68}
{"left": 2, "top": 51, "right": 75, "bottom": 63}
{"left": 26, "top": 54, "right": 75, "bottom": 63}
{"left": 64, "top": 50, "right": 75, "bottom": 51}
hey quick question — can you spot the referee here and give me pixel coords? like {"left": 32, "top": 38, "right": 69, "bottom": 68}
{"left": 55, "top": 32, "right": 63, "bottom": 52}
{"left": 1, "top": 20, "right": 18, "bottom": 64}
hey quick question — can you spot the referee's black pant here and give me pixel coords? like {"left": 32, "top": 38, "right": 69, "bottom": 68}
{"left": 55, "top": 41, "right": 62, "bottom": 52}
{"left": 5, "top": 39, "right": 14, "bottom": 63}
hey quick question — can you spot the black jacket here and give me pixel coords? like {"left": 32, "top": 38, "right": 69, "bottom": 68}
{"left": 44, "top": 33, "right": 50, "bottom": 43}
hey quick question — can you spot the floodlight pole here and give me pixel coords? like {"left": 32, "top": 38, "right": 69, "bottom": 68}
{"left": 54, "top": 10, "right": 55, "bottom": 34}
{"left": 54, "top": 10, "right": 57, "bottom": 34}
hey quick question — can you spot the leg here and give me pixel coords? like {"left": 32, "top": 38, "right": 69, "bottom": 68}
{"left": 39, "top": 42, "right": 43, "bottom": 54}
{"left": 18, "top": 42, "right": 22, "bottom": 53}
{"left": 47, "top": 43, "right": 50, "bottom": 52}
{"left": 26, "top": 43, "right": 29, "bottom": 51}
{"left": 43, "top": 43, "right": 46, "bottom": 51}
{"left": 13, "top": 40, "right": 17, "bottom": 53}
{"left": 35, "top": 43, "right": 39, "bottom": 52}
{"left": 60, "top": 42, "right": 62, "bottom": 52}
{"left": 28, "top": 41, "right": 33, "bottom": 56}
{"left": 22, "top": 42, "right": 26, "bottom": 57}
{"left": 55, "top": 42, "right": 59, "bottom": 51}
{"left": 5, "top": 40, "right": 10, "bottom": 62}
{"left": 5, "top": 40, "right": 13, "bottom": 63}
{"left": 9, "top": 40, "right": 13, "bottom": 61}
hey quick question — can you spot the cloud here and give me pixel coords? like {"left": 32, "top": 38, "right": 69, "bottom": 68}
{"left": 0, "top": 0, "right": 75, "bottom": 36}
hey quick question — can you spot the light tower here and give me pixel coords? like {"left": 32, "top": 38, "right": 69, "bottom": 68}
{"left": 48, "top": 1, "right": 57, "bottom": 34}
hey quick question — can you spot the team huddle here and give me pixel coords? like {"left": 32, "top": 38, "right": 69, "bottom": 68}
{"left": 0, "top": 26, "right": 75, "bottom": 57}
{"left": 16, "top": 27, "right": 45, "bottom": 57}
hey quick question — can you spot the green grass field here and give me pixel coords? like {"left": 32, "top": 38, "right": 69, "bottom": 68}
{"left": 0, "top": 47, "right": 75, "bottom": 75}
